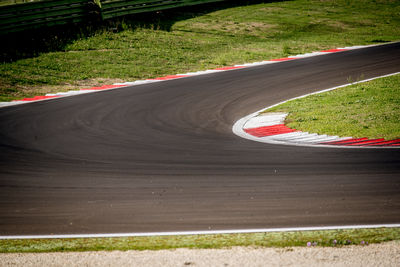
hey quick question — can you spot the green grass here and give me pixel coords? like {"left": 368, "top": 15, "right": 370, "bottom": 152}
{"left": 0, "top": 0, "right": 35, "bottom": 7}
{"left": 1, "top": 227, "right": 399, "bottom": 253}
{"left": 1, "top": 0, "right": 400, "bottom": 101}
{"left": 264, "top": 74, "right": 400, "bottom": 140}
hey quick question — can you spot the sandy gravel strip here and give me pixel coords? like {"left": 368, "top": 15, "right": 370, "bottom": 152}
{"left": 1, "top": 241, "right": 399, "bottom": 267}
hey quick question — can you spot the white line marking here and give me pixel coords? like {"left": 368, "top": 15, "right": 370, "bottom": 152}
{"left": 46, "top": 90, "right": 92, "bottom": 96}
{"left": 1, "top": 224, "right": 399, "bottom": 240}
{"left": 0, "top": 102, "right": 24, "bottom": 107}
{"left": 289, "top": 51, "right": 330, "bottom": 58}
{"left": 235, "top": 61, "right": 274, "bottom": 67}
{"left": 232, "top": 72, "right": 400, "bottom": 149}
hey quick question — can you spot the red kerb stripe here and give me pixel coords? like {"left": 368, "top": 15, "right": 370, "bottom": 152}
{"left": 365, "top": 139, "right": 400, "bottom": 146}
{"left": 322, "top": 138, "right": 368, "bottom": 145}
{"left": 17, "top": 95, "right": 61, "bottom": 102}
{"left": 244, "top": 124, "right": 297, "bottom": 137}
{"left": 346, "top": 139, "right": 385, "bottom": 146}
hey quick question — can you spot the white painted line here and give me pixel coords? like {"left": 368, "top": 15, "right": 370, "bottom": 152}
{"left": 45, "top": 93, "right": 65, "bottom": 96}
{"left": 0, "top": 101, "right": 24, "bottom": 107}
{"left": 179, "top": 69, "right": 224, "bottom": 76}
{"left": 1, "top": 224, "right": 399, "bottom": 240}
{"left": 1, "top": 101, "right": 24, "bottom": 106}
{"left": 133, "top": 80, "right": 157, "bottom": 84}
{"left": 232, "top": 72, "right": 400, "bottom": 149}
{"left": 289, "top": 51, "right": 330, "bottom": 58}
{"left": 339, "top": 45, "right": 371, "bottom": 49}
{"left": 46, "top": 91, "right": 92, "bottom": 97}
{"left": 234, "top": 61, "right": 274, "bottom": 67}
{"left": 112, "top": 82, "right": 137, "bottom": 85}
{"left": 113, "top": 80, "right": 159, "bottom": 85}
{"left": 142, "top": 80, "right": 162, "bottom": 83}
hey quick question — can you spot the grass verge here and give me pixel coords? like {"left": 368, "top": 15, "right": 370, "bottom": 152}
{"left": 264, "top": 74, "right": 400, "bottom": 140}
{"left": 1, "top": 0, "right": 400, "bottom": 101}
{"left": 1, "top": 228, "right": 399, "bottom": 253}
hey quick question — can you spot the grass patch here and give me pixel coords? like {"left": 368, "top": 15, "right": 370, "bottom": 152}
{"left": 1, "top": 0, "right": 400, "bottom": 101}
{"left": 0, "top": 228, "right": 399, "bottom": 253}
{"left": 264, "top": 74, "right": 400, "bottom": 140}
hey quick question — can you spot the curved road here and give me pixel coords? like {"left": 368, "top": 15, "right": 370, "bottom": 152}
{"left": 1, "top": 42, "right": 400, "bottom": 236}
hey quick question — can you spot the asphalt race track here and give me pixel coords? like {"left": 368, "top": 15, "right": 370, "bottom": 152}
{"left": 1, "top": 42, "right": 400, "bottom": 236}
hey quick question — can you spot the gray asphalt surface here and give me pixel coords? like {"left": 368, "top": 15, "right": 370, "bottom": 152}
{"left": 0, "top": 42, "right": 399, "bottom": 236}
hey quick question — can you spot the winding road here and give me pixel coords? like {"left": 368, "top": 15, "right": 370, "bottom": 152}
{"left": 1, "top": 42, "right": 400, "bottom": 236}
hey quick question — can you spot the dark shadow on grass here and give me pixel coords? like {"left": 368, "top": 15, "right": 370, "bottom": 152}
{"left": 1, "top": 0, "right": 287, "bottom": 62}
